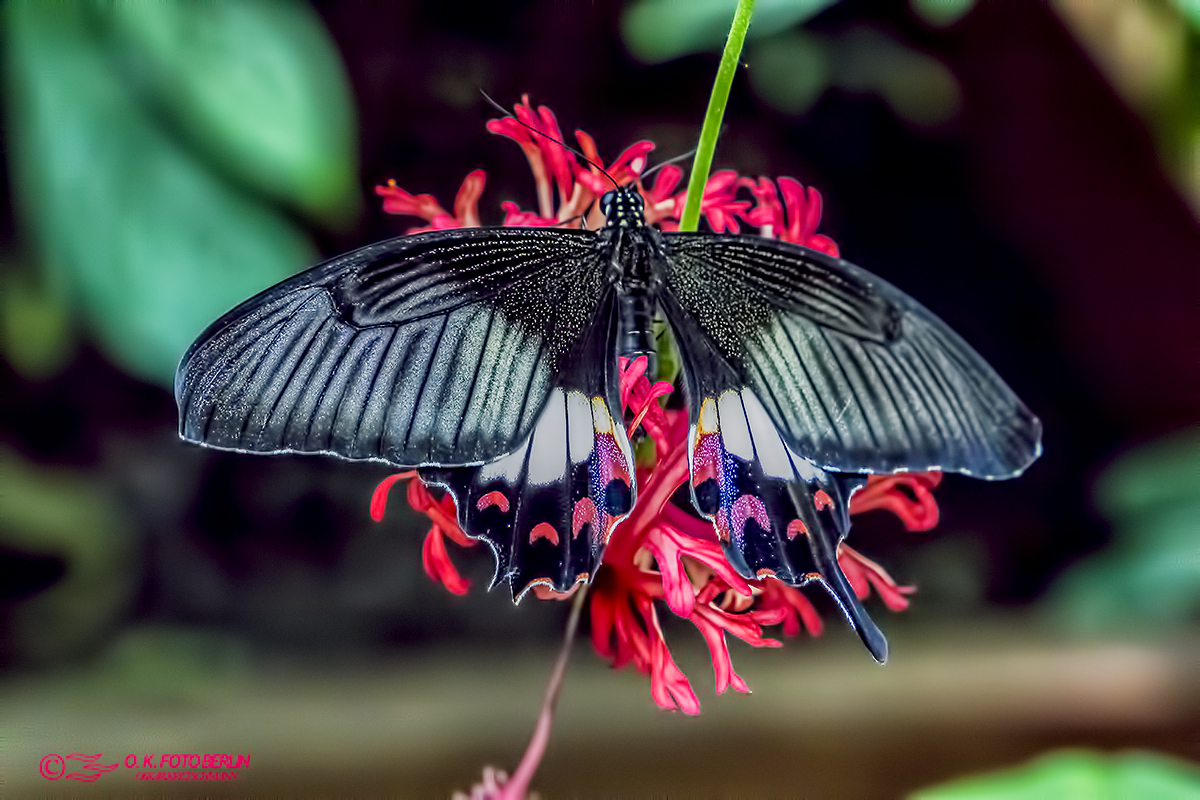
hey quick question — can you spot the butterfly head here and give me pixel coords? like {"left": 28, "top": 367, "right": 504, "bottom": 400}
{"left": 599, "top": 186, "right": 645, "bottom": 228}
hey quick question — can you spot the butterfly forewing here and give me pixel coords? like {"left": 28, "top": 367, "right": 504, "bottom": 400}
{"left": 178, "top": 227, "right": 609, "bottom": 467}
{"left": 660, "top": 233, "right": 1042, "bottom": 479}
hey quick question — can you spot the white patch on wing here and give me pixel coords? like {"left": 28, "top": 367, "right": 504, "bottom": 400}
{"left": 609, "top": 402, "right": 637, "bottom": 495}
{"left": 696, "top": 397, "right": 718, "bottom": 435}
{"left": 478, "top": 439, "right": 528, "bottom": 484}
{"left": 741, "top": 389, "right": 794, "bottom": 479}
{"left": 527, "top": 389, "right": 568, "bottom": 485}
{"left": 566, "top": 391, "right": 593, "bottom": 463}
{"left": 591, "top": 397, "right": 614, "bottom": 434}
{"left": 784, "top": 441, "right": 824, "bottom": 482}
{"left": 717, "top": 390, "right": 754, "bottom": 461}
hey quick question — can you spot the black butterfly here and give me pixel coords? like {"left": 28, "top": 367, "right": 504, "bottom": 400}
{"left": 176, "top": 185, "right": 1041, "bottom": 662}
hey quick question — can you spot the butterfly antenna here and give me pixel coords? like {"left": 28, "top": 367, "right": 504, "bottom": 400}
{"left": 480, "top": 90, "right": 620, "bottom": 190}
{"left": 642, "top": 148, "right": 697, "bottom": 181}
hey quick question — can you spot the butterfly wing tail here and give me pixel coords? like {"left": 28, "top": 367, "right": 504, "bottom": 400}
{"left": 785, "top": 477, "right": 888, "bottom": 663}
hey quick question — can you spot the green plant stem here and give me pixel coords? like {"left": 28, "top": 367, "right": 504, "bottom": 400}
{"left": 678, "top": 0, "right": 756, "bottom": 232}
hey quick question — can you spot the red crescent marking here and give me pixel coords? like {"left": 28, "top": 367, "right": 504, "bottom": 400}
{"left": 572, "top": 498, "right": 597, "bottom": 538}
{"left": 786, "top": 519, "right": 808, "bottom": 540}
{"left": 529, "top": 522, "right": 560, "bottom": 546}
{"left": 477, "top": 490, "right": 510, "bottom": 513}
{"left": 814, "top": 490, "right": 834, "bottom": 511}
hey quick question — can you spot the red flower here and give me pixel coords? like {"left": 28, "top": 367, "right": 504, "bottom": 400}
{"left": 370, "top": 97, "right": 942, "bottom": 713}
{"left": 375, "top": 169, "right": 487, "bottom": 233}
{"left": 371, "top": 471, "right": 477, "bottom": 596}
{"left": 742, "top": 175, "right": 840, "bottom": 255}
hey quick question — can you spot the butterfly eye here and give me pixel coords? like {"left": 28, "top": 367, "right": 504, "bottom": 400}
{"left": 599, "top": 190, "right": 615, "bottom": 217}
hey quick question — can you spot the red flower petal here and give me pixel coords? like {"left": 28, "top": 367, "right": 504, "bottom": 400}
{"left": 838, "top": 544, "right": 915, "bottom": 612}
{"left": 369, "top": 471, "right": 417, "bottom": 522}
{"left": 422, "top": 527, "right": 471, "bottom": 595}
{"left": 453, "top": 169, "right": 487, "bottom": 228}
{"left": 644, "top": 604, "right": 701, "bottom": 714}
{"left": 375, "top": 181, "right": 449, "bottom": 222}
{"left": 850, "top": 472, "right": 942, "bottom": 531}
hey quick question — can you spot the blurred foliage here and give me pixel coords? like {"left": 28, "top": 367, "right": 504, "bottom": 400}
{"left": 625, "top": 0, "right": 1200, "bottom": 173}
{"left": 0, "top": 447, "right": 137, "bottom": 663}
{"left": 1180, "top": 0, "right": 1200, "bottom": 29}
{"left": 622, "top": 0, "right": 961, "bottom": 129}
{"left": 747, "top": 26, "right": 960, "bottom": 125}
{"left": 0, "top": 260, "right": 74, "bottom": 380}
{"left": 909, "top": 0, "right": 976, "bottom": 28}
{"left": 1049, "top": 428, "right": 1200, "bottom": 631}
{"left": 911, "top": 749, "right": 1200, "bottom": 799}
{"left": 621, "top": 0, "right": 835, "bottom": 64}
{"left": 2, "top": 0, "right": 358, "bottom": 387}
{"left": 68, "top": 626, "right": 252, "bottom": 706}
{"left": 743, "top": 31, "right": 830, "bottom": 116}
{"left": 106, "top": 2, "right": 358, "bottom": 222}
{"left": 1053, "top": 0, "right": 1200, "bottom": 215}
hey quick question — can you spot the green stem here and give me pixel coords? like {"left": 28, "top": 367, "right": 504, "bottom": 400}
{"left": 678, "top": 0, "right": 756, "bottom": 233}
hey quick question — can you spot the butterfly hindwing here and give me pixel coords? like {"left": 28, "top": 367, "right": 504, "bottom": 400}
{"left": 421, "top": 292, "right": 637, "bottom": 596}
{"left": 661, "top": 233, "right": 1042, "bottom": 480}
{"left": 676, "top": 344, "right": 888, "bottom": 659}
{"left": 421, "top": 391, "right": 635, "bottom": 596}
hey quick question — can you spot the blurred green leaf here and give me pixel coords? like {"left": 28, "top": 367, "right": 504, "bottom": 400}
{"left": 1175, "top": 0, "right": 1200, "bottom": 31}
{"left": 621, "top": 0, "right": 835, "bottom": 64}
{"left": 5, "top": 1, "right": 319, "bottom": 386}
{"left": 746, "top": 26, "right": 960, "bottom": 127}
{"left": 747, "top": 31, "right": 830, "bottom": 115}
{"left": 1049, "top": 428, "right": 1200, "bottom": 631}
{"left": 1095, "top": 427, "right": 1200, "bottom": 519}
{"left": 836, "top": 28, "right": 960, "bottom": 127}
{"left": 911, "top": 750, "right": 1200, "bottom": 800}
{"left": 910, "top": 0, "right": 976, "bottom": 28}
{"left": 0, "top": 267, "right": 75, "bottom": 380}
{"left": 72, "top": 626, "right": 253, "bottom": 705}
{"left": 107, "top": 1, "right": 359, "bottom": 224}
{"left": 0, "top": 447, "right": 137, "bottom": 662}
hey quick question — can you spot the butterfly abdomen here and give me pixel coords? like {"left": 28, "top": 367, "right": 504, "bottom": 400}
{"left": 616, "top": 290, "right": 659, "bottom": 378}
{"left": 610, "top": 224, "right": 667, "bottom": 379}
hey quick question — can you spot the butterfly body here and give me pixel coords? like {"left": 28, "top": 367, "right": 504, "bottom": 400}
{"left": 177, "top": 185, "right": 1040, "bottom": 661}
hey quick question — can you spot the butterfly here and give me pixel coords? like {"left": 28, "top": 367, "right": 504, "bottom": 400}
{"left": 176, "top": 184, "right": 1041, "bottom": 662}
